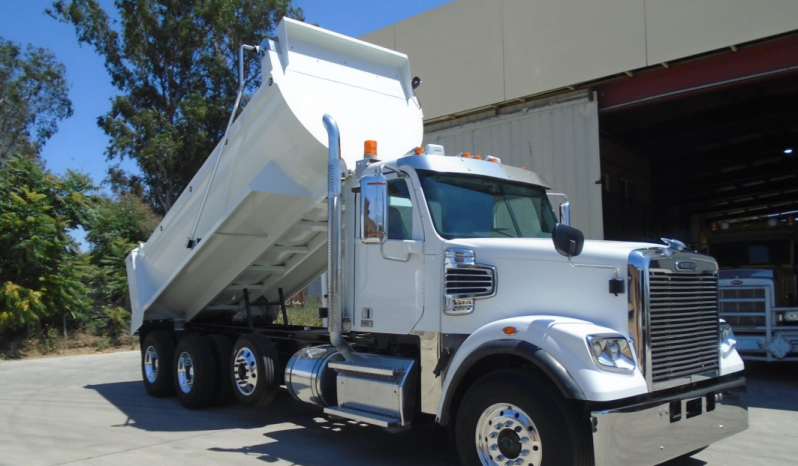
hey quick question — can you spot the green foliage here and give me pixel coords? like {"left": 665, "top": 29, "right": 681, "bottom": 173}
{"left": 43, "top": 327, "right": 60, "bottom": 353}
{"left": 286, "top": 296, "right": 323, "bottom": 327}
{"left": 49, "top": 0, "right": 304, "bottom": 213}
{"left": 0, "top": 156, "right": 94, "bottom": 333}
{"left": 0, "top": 37, "right": 72, "bottom": 163}
{"left": 82, "top": 193, "right": 159, "bottom": 334}
{"left": 96, "top": 333, "right": 111, "bottom": 351}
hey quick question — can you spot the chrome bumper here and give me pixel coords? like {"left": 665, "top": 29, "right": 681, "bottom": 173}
{"left": 592, "top": 377, "right": 748, "bottom": 466}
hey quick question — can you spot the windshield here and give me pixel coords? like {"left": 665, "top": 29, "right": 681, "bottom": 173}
{"left": 417, "top": 171, "right": 558, "bottom": 240}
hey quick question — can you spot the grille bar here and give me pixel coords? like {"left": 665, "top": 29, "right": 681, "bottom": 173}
{"left": 648, "top": 271, "right": 719, "bottom": 384}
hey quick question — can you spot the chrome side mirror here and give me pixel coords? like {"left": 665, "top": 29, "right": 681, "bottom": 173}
{"left": 559, "top": 201, "right": 571, "bottom": 226}
{"left": 552, "top": 223, "right": 584, "bottom": 257}
{"left": 361, "top": 174, "right": 388, "bottom": 244}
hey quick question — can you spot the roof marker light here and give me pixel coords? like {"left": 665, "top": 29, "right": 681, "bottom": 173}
{"left": 414, "top": 147, "right": 425, "bottom": 155}
{"left": 473, "top": 155, "right": 483, "bottom": 160}
{"left": 486, "top": 156, "right": 501, "bottom": 163}
{"left": 461, "top": 152, "right": 472, "bottom": 158}
{"left": 503, "top": 327, "right": 517, "bottom": 335}
{"left": 785, "top": 148, "right": 794, "bottom": 155}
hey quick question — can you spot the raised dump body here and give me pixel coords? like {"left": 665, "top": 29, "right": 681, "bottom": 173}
{"left": 126, "top": 18, "right": 423, "bottom": 333}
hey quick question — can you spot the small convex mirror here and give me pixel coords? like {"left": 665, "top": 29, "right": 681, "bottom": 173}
{"left": 559, "top": 200, "right": 571, "bottom": 226}
{"left": 361, "top": 174, "right": 388, "bottom": 244}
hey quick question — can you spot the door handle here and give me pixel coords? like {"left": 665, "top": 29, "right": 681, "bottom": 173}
{"left": 380, "top": 240, "right": 421, "bottom": 262}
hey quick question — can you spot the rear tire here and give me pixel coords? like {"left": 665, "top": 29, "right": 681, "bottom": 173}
{"left": 207, "top": 334, "right": 234, "bottom": 405}
{"left": 455, "top": 368, "right": 592, "bottom": 466}
{"left": 141, "top": 331, "right": 175, "bottom": 397}
{"left": 231, "top": 334, "right": 281, "bottom": 407}
{"left": 173, "top": 335, "right": 217, "bottom": 409}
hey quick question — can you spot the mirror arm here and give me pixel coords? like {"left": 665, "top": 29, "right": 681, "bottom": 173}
{"left": 381, "top": 164, "right": 406, "bottom": 178}
{"left": 566, "top": 258, "right": 619, "bottom": 279}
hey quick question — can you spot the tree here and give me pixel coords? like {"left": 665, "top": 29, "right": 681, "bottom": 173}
{"left": 0, "top": 38, "right": 72, "bottom": 165}
{"left": 49, "top": 0, "right": 304, "bottom": 213}
{"left": 0, "top": 156, "right": 94, "bottom": 333}
{"left": 83, "top": 193, "right": 160, "bottom": 334}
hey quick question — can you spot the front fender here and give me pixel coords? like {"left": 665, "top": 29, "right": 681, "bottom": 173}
{"left": 437, "top": 316, "right": 649, "bottom": 423}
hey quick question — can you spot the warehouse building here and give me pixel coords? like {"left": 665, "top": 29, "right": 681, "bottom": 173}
{"left": 361, "top": 0, "right": 798, "bottom": 252}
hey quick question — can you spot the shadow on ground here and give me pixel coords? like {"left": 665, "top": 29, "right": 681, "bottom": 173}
{"left": 741, "top": 361, "right": 798, "bottom": 412}
{"left": 86, "top": 380, "right": 458, "bottom": 465}
{"left": 207, "top": 417, "right": 458, "bottom": 465}
{"left": 84, "top": 360, "right": 797, "bottom": 465}
{"left": 85, "top": 381, "right": 320, "bottom": 432}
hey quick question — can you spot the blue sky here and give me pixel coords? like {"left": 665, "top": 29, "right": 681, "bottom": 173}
{"left": 0, "top": 0, "right": 453, "bottom": 248}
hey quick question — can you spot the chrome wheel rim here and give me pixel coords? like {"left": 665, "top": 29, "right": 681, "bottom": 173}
{"left": 476, "top": 403, "right": 542, "bottom": 466}
{"left": 144, "top": 346, "right": 158, "bottom": 383}
{"left": 177, "top": 352, "right": 194, "bottom": 394}
{"left": 234, "top": 346, "right": 258, "bottom": 396}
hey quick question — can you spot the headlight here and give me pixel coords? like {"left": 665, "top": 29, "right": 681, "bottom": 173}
{"left": 720, "top": 319, "right": 736, "bottom": 357}
{"left": 586, "top": 335, "right": 635, "bottom": 373}
{"left": 785, "top": 311, "right": 798, "bottom": 322}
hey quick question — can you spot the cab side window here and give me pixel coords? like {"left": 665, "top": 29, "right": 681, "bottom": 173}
{"left": 387, "top": 179, "right": 413, "bottom": 240}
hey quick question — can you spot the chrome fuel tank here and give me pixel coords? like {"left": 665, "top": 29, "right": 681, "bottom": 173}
{"left": 285, "top": 346, "right": 341, "bottom": 407}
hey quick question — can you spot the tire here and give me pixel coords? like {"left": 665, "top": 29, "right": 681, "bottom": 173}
{"left": 231, "top": 334, "right": 281, "bottom": 407}
{"left": 173, "top": 335, "right": 217, "bottom": 409}
{"left": 207, "top": 334, "right": 234, "bottom": 405}
{"left": 141, "top": 331, "right": 175, "bottom": 397}
{"left": 456, "top": 368, "right": 592, "bottom": 466}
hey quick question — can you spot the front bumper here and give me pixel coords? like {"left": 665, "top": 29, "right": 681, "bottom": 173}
{"left": 735, "top": 331, "right": 798, "bottom": 361}
{"left": 591, "top": 376, "right": 748, "bottom": 466}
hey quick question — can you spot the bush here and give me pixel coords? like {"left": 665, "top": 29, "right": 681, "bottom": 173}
{"left": 42, "top": 327, "right": 60, "bottom": 353}
{"left": 96, "top": 334, "right": 112, "bottom": 351}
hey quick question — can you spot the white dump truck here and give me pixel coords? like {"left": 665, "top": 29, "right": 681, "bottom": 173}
{"left": 127, "top": 18, "right": 748, "bottom": 466}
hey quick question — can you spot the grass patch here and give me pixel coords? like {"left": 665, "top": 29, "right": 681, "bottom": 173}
{"left": 278, "top": 296, "right": 324, "bottom": 327}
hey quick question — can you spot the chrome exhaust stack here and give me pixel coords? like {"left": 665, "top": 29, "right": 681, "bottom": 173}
{"left": 322, "top": 114, "right": 354, "bottom": 361}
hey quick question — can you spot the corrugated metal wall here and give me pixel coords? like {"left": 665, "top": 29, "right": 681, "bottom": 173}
{"left": 423, "top": 94, "right": 604, "bottom": 239}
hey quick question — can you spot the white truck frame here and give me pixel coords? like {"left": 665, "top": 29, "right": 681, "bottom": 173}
{"left": 127, "top": 18, "right": 748, "bottom": 466}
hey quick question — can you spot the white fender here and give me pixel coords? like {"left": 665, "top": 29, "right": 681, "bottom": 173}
{"left": 437, "top": 316, "right": 650, "bottom": 422}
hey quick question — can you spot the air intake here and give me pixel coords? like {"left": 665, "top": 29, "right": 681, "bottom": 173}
{"left": 444, "top": 249, "right": 496, "bottom": 315}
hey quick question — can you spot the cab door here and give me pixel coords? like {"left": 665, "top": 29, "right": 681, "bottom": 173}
{"left": 353, "top": 175, "right": 425, "bottom": 334}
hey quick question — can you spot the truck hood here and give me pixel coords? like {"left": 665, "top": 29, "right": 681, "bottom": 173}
{"left": 442, "top": 238, "right": 665, "bottom": 335}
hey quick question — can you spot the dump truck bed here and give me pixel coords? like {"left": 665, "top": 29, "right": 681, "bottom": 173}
{"left": 127, "top": 18, "right": 423, "bottom": 333}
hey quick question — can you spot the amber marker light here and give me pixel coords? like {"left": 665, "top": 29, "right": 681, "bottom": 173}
{"left": 486, "top": 156, "right": 500, "bottom": 163}
{"left": 502, "top": 327, "right": 517, "bottom": 335}
{"left": 461, "top": 152, "right": 473, "bottom": 158}
{"left": 473, "top": 155, "right": 483, "bottom": 160}
{"left": 364, "top": 140, "right": 377, "bottom": 157}
{"left": 414, "top": 147, "right": 425, "bottom": 155}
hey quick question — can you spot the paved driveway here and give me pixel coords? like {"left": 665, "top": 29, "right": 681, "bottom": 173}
{"left": 0, "top": 351, "right": 795, "bottom": 465}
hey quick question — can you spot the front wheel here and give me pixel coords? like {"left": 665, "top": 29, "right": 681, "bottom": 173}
{"left": 456, "top": 368, "right": 592, "bottom": 466}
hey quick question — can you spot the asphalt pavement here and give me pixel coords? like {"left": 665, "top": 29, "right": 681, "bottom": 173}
{"left": 0, "top": 351, "right": 795, "bottom": 466}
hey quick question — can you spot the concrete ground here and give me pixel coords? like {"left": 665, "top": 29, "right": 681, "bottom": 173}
{"left": 0, "top": 351, "right": 795, "bottom": 466}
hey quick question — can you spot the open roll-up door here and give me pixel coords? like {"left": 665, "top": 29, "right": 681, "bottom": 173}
{"left": 423, "top": 92, "right": 603, "bottom": 239}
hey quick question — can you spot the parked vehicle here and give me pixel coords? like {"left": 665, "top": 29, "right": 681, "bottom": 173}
{"left": 708, "top": 226, "right": 798, "bottom": 361}
{"left": 127, "top": 18, "right": 748, "bottom": 466}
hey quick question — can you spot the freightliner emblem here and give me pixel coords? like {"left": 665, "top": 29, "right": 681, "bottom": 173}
{"left": 676, "top": 262, "right": 697, "bottom": 270}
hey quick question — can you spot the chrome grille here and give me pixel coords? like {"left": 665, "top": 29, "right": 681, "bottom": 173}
{"left": 649, "top": 272, "right": 719, "bottom": 383}
{"left": 445, "top": 268, "right": 495, "bottom": 296}
{"left": 719, "top": 287, "right": 767, "bottom": 328}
